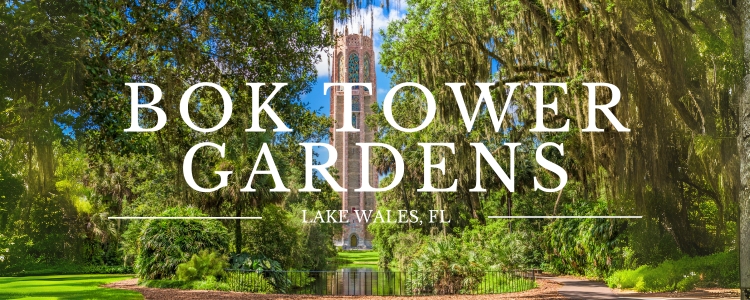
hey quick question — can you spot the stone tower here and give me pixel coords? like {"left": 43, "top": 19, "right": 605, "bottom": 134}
{"left": 330, "top": 26, "right": 377, "bottom": 250}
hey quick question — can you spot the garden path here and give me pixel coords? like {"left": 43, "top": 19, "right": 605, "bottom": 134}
{"left": 543, "top": 276, "right": 738, "bottom": 300}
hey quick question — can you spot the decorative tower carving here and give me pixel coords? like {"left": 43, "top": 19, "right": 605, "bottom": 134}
{"left": 330, "top": 28, "right": 377, "bottom": 250}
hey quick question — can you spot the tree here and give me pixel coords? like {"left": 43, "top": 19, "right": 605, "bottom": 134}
{"left": 378, "top": 0, "right": 744, "bottom": 260}
{"left": 738, "top": 0, "right": 750, "bottom": 297}
{"left": 81, "top": 0, "right": 333, "bottom": 253}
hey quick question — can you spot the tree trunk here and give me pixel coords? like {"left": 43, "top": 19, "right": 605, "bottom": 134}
{"left": 507, "top": 192, "right": 512, "bottom": 233}
{"left": 739, "top": 0, "right": 750, "bottom": 298}
{"left": 235, "top": 203, "right": 243, "bottom": 254}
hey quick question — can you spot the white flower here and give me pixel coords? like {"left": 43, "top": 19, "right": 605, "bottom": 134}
{"left": 0, "top": 255, "right": 5, "bottom": 262}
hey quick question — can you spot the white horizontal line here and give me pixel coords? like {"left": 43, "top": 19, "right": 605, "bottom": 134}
{"left": 488, "top": 216, "right": 642, "bottom": 219}
{"left": 108, "top": 217, "right": 262, "bottom": 220}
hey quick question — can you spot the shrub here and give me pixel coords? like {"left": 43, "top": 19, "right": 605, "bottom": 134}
{"left": 242, "top": 205, "right": 302, "bottom": 269}
{"left": 606, "top": 251, "right": 739, "bottom": 292}
{"left": 142, "top": 277, "right": 231, "bottom": 291}
{"left": 176, "top": 250, "right": 228, "bottom": 281}
{"left": 135, "top": 206, "right": 230, "bottom": 280}
{"left": 229, "top": 253, "right": 290, "bottom": 292}
{"left": 390, "top": 230, "right": 427, "bottom": 270}
{"left": 368, "top": 216, "right": 399, "bottom": 268}
{"left": 298, "top": 220, "right": 336, "bottom": 270}
{"left": 460, "top": 219, "right": 530, "bottom": 271}
{"left": 543, "top": 200, "right": 632, "bottom": 277}
{"left": 192, "top": 276, "right": 231, "bottom": 291}
{"left": 406, "top": 236, "right": 484, "bottom": 294}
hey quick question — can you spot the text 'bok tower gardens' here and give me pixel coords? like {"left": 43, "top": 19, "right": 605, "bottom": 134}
{"left": 330, "top": 26, "right": 377, "bottom": 250}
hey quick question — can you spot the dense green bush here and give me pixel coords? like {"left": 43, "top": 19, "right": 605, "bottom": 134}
{"left": 543, "top": 200, "right": 632, "bottom": 277}
{"left": 368, "top": 211, "right": 400, "bottom": 268}
{"left": 176, "top": 250, "right": 227, "bottom": 281}
{"left": 606, "top": 251, "right": 739, "bottom": 292}
{"left": 391, "top": 231, "right": 427, "bottom": 270}
{"left": 460, "top": 220, "right": 530, "bottom": 270}
{"left": 135, "top": 207, "right": 230, "bottom": 280}
{"left": 298, "top": 220, "right": 337, "bottom": 270}
{"left": 242, "top": 205, "right": 304, "bottom": 269}
{"left": 406, "top": 236, "right": 484, "bottom": 294}
{"left": 243, "top": 204, "right": 336, "bottom": 271}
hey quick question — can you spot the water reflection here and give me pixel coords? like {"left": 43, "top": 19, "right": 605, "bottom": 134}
{"left": 303, "top": 267, "right": 407, "bottom": 296}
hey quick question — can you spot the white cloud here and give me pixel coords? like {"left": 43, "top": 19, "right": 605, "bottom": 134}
{"left": 315, "top": 5, "right": 405, "bottom": 78}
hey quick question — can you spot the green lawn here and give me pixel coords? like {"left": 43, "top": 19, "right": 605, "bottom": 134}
{"left": 0, "top": 274, "right": 143, "bottom": 300}
{"left": 336, "top": 250, "right": 379, "bottom": 265}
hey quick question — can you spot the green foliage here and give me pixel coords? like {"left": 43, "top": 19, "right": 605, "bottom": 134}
{"left": 0, "top": 0, "right": 745, "bottom": 291}
{"left": 392, "top": 230, "right": 536, "bottom": 294}
{"left": 406, "top": 236, "right": 484, "bottom": 294}
{"left": 229, "top": 253, "right": 290, "bottom": 292}
{"left": 0, "top": 0, "right": 336, "bottom": 282}
{"left": 135, "top": 207, "right": 230, "bottom": 280}
{"left": 0, "top": 194, "right": 84, "bottom": 274}
{"left": 289, "top": 270, "right": 315, "bottom": 288}
{"left": 390, "top": 230, "right": 427, "bottom": 270}
{"left": 288, "top": 202, "right": 339, "bottom": 270}
{"left": 606, "top": 251, "right": 739, "bottom": 292}
{"left": 543, "top": 200, "right": 632, "bottom": 277}
{"left": 368, "top": 209, "right": 401, "bottom": 268}
{"left": 243, "top": 205, "right": 301, "bottom": 268}
{"left": 378, "top": 0, "right": 745, "bottom": 274}
{"left": 459, "top": 220, "right": 530, "bottom": 271}
{"left": 142, "top": 277, "right": 232, "bottom": 292}
{"left": 229, "top": 253, "right": 283, "bottom": 272}
{"left": 224, "top": 271, "right": 275, "bottom": 293}
{"left": 176, "top": 250, "right": 228, "bottom": 281}
{"left": 626, "top": 217, "right": 683, "bottom": 266}
{"left": 241, "top": 204, "right": 336, "bottom": 271}
{"left": 192, "top": 276, "right": 230, "bottom": 291}
{"left": 0, "top": 157, "right": 23, "bottom": 233}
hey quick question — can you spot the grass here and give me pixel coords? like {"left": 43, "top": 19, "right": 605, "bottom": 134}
{"left": 336, "top": 250, "right": 379, "bottom": 266}
{"left": 0, "top": 274, "right": 143, "bottom": 300}
{"left": 606, "top": 251, "right": 738, "bottom": 292}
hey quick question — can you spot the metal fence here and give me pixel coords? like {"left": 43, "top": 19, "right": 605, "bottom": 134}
{"left": 224, "top": 269, "right": 538, "bottom": 296}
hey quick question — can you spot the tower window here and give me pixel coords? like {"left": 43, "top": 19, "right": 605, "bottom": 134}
{"left": 352, "top": 115, "right": 358, "bottom": 129}
{"left": 348, "top": 53, "right": 360, "bottom": 89}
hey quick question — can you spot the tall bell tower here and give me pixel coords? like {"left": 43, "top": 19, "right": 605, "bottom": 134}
{"left": 330, "top": 25, "right": 377, "bottom": 250}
